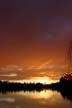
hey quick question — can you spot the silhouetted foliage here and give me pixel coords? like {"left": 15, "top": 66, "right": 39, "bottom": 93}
{"left": 0, "top": 79, "right": 72, "bottom": 101}
{"left": 0, "top": 81, "right": 44, "bottom": 93}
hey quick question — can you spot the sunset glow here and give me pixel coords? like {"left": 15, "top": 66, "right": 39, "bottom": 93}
{"left": 7, "top": 76, "right": 58, "bottom": 84}
{"left": 0, "top": 0, "right": 72, "bottom": 83}
{"left": 29, "top": 77, "right": 58, "bottom": 84}
{"left": 0, "top": 1, "right": 72, "bottom": 108}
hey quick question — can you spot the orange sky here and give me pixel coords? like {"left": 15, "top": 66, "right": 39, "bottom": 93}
{"left": 0, "top": 0, "right": 72, "bottom": 83}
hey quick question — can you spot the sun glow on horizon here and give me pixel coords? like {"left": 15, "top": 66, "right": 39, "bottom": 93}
{"left": 30, "top": 76, "right": 58, "bottom": 84}
{"left": 8, "top": 76, "right": 58, "bottom": 84}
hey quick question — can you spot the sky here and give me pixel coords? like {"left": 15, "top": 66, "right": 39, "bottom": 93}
{"left": 0, "top": 0, "right": 72, "bottom": 83}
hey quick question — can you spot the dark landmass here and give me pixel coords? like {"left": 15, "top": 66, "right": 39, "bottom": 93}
{"left": 0, "top": 77, "right": 72, "bottom": 101}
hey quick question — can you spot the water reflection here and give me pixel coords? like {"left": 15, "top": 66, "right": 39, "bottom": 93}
{"left": 0, "top": 90, "right": 72, "bottom": 108}
{"left": 0, "top": 81, "right": 72, "bottom": 108}
{"left": 18, "top": 90, "right": 54, "bottom": 99}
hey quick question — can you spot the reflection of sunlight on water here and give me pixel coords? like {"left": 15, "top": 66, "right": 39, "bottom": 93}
{"left": 17, "top": 90, "right": 57, "bottom": 100}
{"left": 0, "top": 90, "right": 72, "bottom": 108}
{"left": 15, "top": 90, "right": 65, "bottom": 105}
{"left": 0, "top": 98, "right": 15, "bottom": 103}
{"left": 28, "top": 90, "right": 53, "bottom": 99}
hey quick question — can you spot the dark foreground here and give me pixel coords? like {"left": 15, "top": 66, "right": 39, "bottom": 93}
{"left": 0, "top": 78, "right": 72, "bottom": 101}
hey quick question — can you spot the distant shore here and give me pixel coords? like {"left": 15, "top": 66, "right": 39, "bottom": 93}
{"left": 0, "top": 78, "right": 72, "bottom": 101}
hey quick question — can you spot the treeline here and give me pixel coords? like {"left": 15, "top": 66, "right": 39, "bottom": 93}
{"left": 0, "top": 79, "right": 72, "bottom": 101}
{"left": 0, "top": 81, "right": 45, "bottom": 92}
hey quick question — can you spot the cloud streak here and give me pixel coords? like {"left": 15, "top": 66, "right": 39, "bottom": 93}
{"left": 0, "top": 63, "right": 65, "bottom": 81}
{"left": 0, "top": 73, "right": 17, "bottom": 77}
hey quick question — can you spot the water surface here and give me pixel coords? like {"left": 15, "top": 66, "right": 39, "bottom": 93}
{"left": 0, "top": 89, "right": 72, "bottom": 108}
